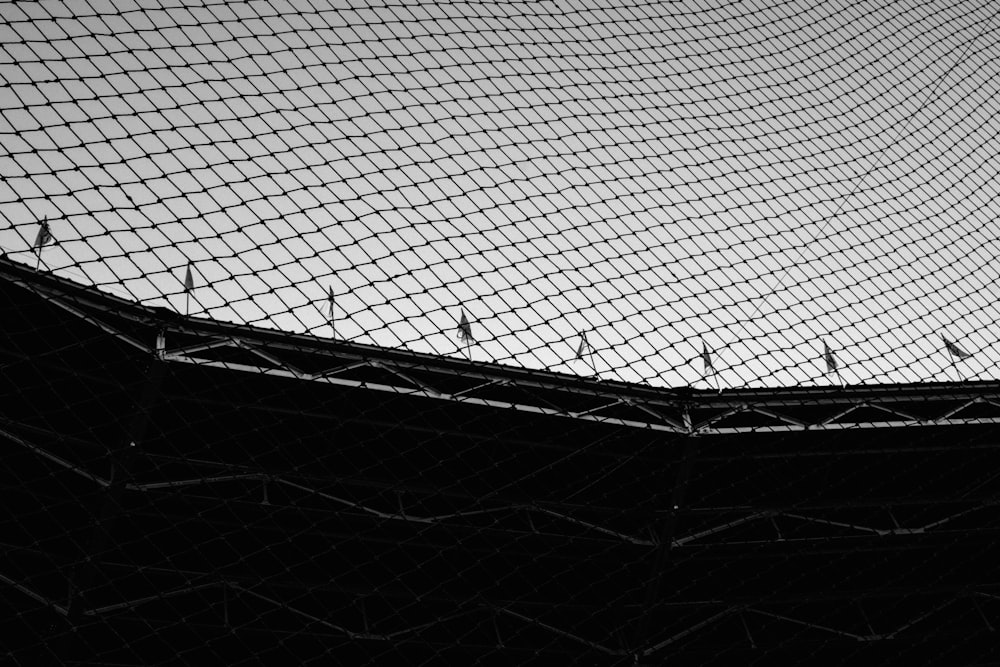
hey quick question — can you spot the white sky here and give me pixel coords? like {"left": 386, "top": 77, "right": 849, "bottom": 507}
{"left": 1, "top": 0, "right": 999, "bottom": 387}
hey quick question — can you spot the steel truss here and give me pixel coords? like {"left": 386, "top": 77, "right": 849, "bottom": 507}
{"left": 6, "top": 260, "right": 1000, "bottom": 436}
{"left": 5, "top": 417, "right": 1000, "bottom": 568}
{"left": 4, "top": 550, "right": 999, "bottom": 660}
{"left": 7, "top": 405, "right": 1000, "bottom": 661}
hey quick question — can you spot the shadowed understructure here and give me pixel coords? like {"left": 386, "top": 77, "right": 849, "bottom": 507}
{"left": 4, "top": 257, "right": 1000, "bottom": 665}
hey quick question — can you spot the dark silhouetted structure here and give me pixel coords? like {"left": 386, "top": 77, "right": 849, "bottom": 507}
{"left": 3, "top": 257, "right": 1000, "bottom": 665}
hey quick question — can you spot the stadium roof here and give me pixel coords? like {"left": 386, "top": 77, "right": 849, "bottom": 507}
{"left": 4, "top": 256, "right": 1000, "bottom": 665}
{"left": 6, "top": 255, "right": 1000, "bottom": 434}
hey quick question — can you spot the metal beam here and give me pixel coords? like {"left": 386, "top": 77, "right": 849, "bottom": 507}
{"left": 12, "top": 268, "right": 1000, "bottom": 440}
{"left": 11, "top": 419, "right": 1000, "bottom": 553}
{"left": 632, "top": 434, "right": 701, "bottom": 653}
{"left": 0, "top": 570, "right": 68, "bottom": 616}
{"left": 8, "top": 276, "right": 151, "bottom": 354}
{"left": 160, "top": 352, "right": 686, "bottom": 434}
{"left": 164, "top": 347, "right": 1000, "bottom": 435}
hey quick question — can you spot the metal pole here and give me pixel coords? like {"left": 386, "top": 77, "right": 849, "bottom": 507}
{"left": 67, "top": 352, "right": 166, "bottom": 621}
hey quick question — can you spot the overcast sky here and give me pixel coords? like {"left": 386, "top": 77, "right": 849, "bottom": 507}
{"left": 1, "top": 0, "right": 999, "bottom": 388}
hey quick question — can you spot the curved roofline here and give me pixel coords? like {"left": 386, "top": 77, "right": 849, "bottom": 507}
{"left": 2, "top": 255, "right": 995, "bottom": 397}
{"left": 5, "top": 255, "right": 1000, "bottom": 436}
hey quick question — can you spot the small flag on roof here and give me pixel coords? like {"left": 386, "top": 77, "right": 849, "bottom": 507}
{"left": 576, "top": 331, "right": 591, "bottom": 360}
{"left": 183, "top": 263, "right": 195, "bottom": 292}
{"left": 701, "top": 340, "right": 714, "bottom": 376}
{"left": 457, "top": 310, "right": 473, "bottom": 343}
{"left": 942, "top": 336, "right": 972, "bottom": 360}
{"left": 33, "top": 220, "right": 53, "bottom": 252}
{"left": 327, "top": 286, "right": 335, "bottom": 323}
{"left": 823, "top": 340, "right": 837, "bottom": 373}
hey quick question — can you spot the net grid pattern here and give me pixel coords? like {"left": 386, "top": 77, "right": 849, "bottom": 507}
{"left": 4, "top": 3, "right": 1000, "bottom": 664}
{"left": 2, "top": 0, "right": 999, "bottom": 387}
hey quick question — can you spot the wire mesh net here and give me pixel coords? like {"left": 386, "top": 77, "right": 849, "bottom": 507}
{"left": 2, "top": 0, "right": 999, "bottom": 386}
{"left": 4, "top": 1, "right": 1000, "bottom": 665}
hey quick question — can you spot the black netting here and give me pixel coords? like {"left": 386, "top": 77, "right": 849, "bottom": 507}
{"left": 3, "top": 1, "right": 1000, "bottom": 665}
{"left": 2, "top": 0, "right": 999, "bottom": 386}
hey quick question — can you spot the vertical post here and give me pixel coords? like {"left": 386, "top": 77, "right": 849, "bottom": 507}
{"left": 329, "top": 287, "right": 336, "bottom": 339}
{"left": 974, "top": 596, "right": 994, "bottom": 632}
{"left": 223, "top": 581, "right": 230, "bottom": 629}
{"left": 740, "top": 610, "right": 756, "bottom": 649}
{"left": 631, "top": 433, "right": 700, "bottom": 658}
{"left": 858, "top": 601, "right": 875, "bottom": 638}
{"left": 887, "top": 506, "right": 900, "bottom": 532}
{"left": 67, "top": 338, "right": 166, "bottom": 621}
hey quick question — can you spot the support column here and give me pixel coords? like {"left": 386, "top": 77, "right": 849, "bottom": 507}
{"left": 66, "top": 331, "right": 167, "bottom": 621}
{"left": 630, "top": 428, "right": 700, "bottom": 661}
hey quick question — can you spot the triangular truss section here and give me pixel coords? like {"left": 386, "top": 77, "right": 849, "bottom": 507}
{"left": 8, "top": 260, "right": 1000, "bottom": 436}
